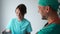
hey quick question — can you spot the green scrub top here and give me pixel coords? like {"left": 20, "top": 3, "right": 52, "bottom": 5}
{"left": 6, "top": 18, "right": 32, "bottom": 34}
{"left": 38, "top": 23, "right": 60, "bottom": 34}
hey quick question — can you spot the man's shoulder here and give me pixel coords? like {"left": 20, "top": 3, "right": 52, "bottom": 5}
{"left": 38, "top": 27, "right": 53, "bottom": 34}
{"left": 37, "top": 23, "right": 60, "bottom": 34}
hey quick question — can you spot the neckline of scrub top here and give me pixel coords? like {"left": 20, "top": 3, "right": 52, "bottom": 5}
{"left": 15, "top": 18, "right": 25, "bottom": 27}
{"left": 16, "top": 18, "right": 25, "bottom": 24}
{"left": 45, "top": 22, "right": 60, "bottom": 28}
{"left": 48, "top": 18, "right": 60, "bottom": 24}
{"left": 42, "top": 23, "right": 60, "bottom": 30}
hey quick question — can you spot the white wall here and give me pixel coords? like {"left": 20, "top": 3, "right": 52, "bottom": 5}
{"left": 0, "top": 0, "right": 48, "bottom": 34}
{"left": 0, "top": 0, "right": 1, "bottom": 34}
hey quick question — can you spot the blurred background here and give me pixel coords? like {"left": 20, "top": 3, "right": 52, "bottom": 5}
{"left": 0, "top": 0, "right": 60, "bottom": 34}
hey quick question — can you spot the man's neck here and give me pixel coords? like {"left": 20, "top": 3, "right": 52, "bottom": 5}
{"left": 47, "top": 14, "right": 60, "bottom": 24}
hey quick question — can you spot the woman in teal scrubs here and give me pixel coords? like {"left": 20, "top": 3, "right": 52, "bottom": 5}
{"left": 6, "top": 4, "right": 32, "bottom": 34}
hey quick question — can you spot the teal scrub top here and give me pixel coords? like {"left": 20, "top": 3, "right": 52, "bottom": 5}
{"left": 6, "top": 18, "right": 32, "bottom": 34}
{"left": 38, "top": 23, "right": 60, "bottom": 34}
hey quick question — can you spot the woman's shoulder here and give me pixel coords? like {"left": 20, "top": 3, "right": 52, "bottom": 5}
{"left": 24, "top": 18, "right": 30, "bottom": 22}
{"left": 10, "top": 18, "right": 17, "bottom": 22}
{"left": 12, "top": 18, "right": 16, "bottom": 20}
{"left": 23, "top": 18, "right": 31, "bottom": 24}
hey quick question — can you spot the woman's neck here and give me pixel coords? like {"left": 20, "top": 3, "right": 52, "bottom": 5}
{"left": 18, "top": 17, "right": 24, "bottom": 22}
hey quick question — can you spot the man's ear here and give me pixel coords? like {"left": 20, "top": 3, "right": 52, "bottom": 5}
{"left": 45, "top": 6, "right": 50, "bottom": 13}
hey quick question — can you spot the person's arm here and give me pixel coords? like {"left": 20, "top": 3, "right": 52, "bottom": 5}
{"left": 5, "top": 19, "right": 13, "bottom": 34}
{"left": 2, "top": 29, "right": 11, "bottom": 34}
{"left": 6, "top": 29, "right": 11, "bottom": 32}
{"left": 26, "top": 22, "right": 32, "bottom": 34}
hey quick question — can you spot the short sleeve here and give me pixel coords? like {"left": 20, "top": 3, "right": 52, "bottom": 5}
{"left": 6, "top": 19, "right": 13, "bottom": 30}
{"left": 26, "top": 22, "right": 32, "bottom": 32}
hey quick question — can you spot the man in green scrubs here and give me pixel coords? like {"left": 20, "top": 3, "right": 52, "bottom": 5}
{"left": 37, "top": 0, "right": 60, "bottom": 34}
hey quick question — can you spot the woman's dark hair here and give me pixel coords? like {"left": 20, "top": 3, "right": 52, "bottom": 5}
{"left": 16, "top": 4, "right": 27, "bottom": 16}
